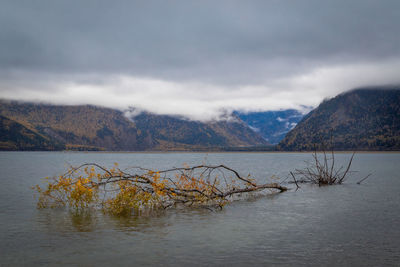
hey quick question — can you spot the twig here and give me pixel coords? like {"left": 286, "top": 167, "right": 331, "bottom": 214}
{"left": 290, "top": 171, "right": 300, "bottom": 190}
{"left": 356, "top": 173, "right": 372, "bottom": 185}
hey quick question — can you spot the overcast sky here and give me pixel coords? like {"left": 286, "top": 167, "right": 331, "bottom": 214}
{"left": 1, "top": 0, "right": 399, "bottom": 120}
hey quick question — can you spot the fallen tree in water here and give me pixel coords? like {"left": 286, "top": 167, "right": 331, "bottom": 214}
{"left": 35, "top": 163, "right": 287, "bottom": 215}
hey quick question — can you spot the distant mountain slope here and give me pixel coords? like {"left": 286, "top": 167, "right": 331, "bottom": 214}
{"left": 0, "top": 101, "right": 154, "bottom": 151}
{"left": 278, "top": 87, "right": 400, "bottom": 151}
{"left": 0, "top": 115, "right": 63, "bottom": 150}
{"left": 133, "top": 113, "right": 267, "bottom": 150}
{"left": 0, "top": 100, "right": 267, "bottom": 151}
{"left": 235, "top": 110, "right": 305, "bottom": 144}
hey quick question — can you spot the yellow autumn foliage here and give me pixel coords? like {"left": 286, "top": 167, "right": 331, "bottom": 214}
{"left": 35, "top": 163, "right": 287, "bottom": 216}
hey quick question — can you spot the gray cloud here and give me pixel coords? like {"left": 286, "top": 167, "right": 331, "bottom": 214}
{"left": 1, "top": 0, "right": 400, "bottom": 120}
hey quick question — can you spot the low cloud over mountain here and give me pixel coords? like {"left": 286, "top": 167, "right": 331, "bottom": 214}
{"left": 1, "top": 1, "right": 400, "bottom": 120}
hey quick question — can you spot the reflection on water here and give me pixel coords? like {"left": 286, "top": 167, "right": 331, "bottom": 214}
{"left": 1, "top": 152, "right": 400, "bottom": 266}
{"left": 37, "top": 207, "right": 173, "bottom": 234}
{"left": 69, "top": 210, "right": 97, "bottom": 232}
{"left": 36, "top": 209, "right": 99, "bottom": 233}
{"left": 106, "top": 209, "right": 171, "bottom": 235}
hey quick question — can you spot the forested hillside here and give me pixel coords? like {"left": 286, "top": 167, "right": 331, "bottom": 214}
{"left": 278, "top": 87, "right": 400, "bottom": 151}
{"left": 0, "top": 115, "right": 63, "bottom": 150}
{"left": 0, "top": 100, "right": 267, "bottom": 151}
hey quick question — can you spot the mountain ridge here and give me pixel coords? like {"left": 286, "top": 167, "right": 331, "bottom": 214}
{"left": 278, "top": 86, "right": 400, "bottom": 151}
{"left": 3, "top": 86, "right": 400, "bottom": 151}
{"left": 234, "top": 109, "right": 306, "bottom": 144}
{"left": 0, "top": 100, "right": 267, "bottom": 151}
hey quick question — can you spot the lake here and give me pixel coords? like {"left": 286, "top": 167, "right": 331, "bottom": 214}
{"left": 0, "top": 152, "right": 399, "bottom": 266}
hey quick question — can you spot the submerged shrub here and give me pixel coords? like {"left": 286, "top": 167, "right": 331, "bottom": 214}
{"left": 35, "top": 163, "right": 287, "bottom": 216}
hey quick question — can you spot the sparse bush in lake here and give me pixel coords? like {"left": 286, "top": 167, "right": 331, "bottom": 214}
{"left": 290, "top": 149, "right": 355, "bottom": 186}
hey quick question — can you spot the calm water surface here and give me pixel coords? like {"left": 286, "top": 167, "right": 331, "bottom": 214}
{"left": 0, "top": 152, "right": 399, "bottom": 266}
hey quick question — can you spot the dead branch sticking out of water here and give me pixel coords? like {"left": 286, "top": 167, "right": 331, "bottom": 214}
{"left": 291, "top": 147, "right": 356, "bottom": 186}
{"left": 356, "top": 173, "right": 373, "bottom": 185}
